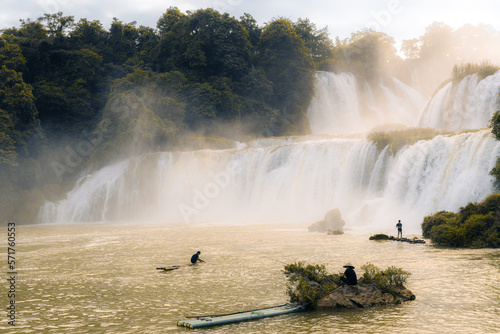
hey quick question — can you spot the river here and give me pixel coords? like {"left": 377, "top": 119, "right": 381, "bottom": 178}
{"left": 3, "top": 223, "right": 499, "bottom": 333}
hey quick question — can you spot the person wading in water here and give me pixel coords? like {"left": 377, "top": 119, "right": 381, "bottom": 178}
{"left": 191, "top": 251, "right": 205, "bottom": 265}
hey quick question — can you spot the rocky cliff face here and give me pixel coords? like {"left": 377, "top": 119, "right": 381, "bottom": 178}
{"left": 316, "top": 283, "right": 415, "bottom": 310}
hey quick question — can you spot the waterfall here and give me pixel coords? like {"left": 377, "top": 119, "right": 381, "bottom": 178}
{"left": 39, "top": 130, "right": 500, "bottom": 233}
{"left": 418, "top": 71, "right": 500, "bottom": 130}
{"left": 306, "top": 71, "right": 426, "bottom": 134}
{"left": 38, "top": 70, "right": 500, "bottom": 233}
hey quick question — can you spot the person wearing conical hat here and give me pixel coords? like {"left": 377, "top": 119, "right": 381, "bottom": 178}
{"left": 339, "top": 262, "right": 357, "bottom": 286}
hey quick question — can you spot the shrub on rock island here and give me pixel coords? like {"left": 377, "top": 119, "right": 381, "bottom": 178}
{"left": 358, "top": 263, "right": 411, "bottom": 293}
{"left": 284, "top": 262, "right": 412, "bottom": 308}
{"left": 284, "top": 262, "right": 339, "bottom": 308}
{"left": 369, "top": 233, "right": 394, "bottom": 240}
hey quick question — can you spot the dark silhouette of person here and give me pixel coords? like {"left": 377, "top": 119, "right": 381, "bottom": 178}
{"left": 396, "top": 220, "right": 403, "bottom": 239}
{"left": 339, "top": 262, "right": 357, "bottom": 286}
{"left": 190, "top": 251, "right": 204, "bottom": 264}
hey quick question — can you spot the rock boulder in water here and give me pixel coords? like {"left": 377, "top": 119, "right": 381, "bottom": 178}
{"left": 308, "top": 208, "right": 346, "bottom": 233}
{"left": 316, "top": 283, "right": 415, "bottom": 310}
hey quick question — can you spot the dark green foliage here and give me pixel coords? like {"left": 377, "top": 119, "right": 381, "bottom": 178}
{"left": 1, "top": 8, "right": 323, "bottom": 149}
{"left": 0, "top": 63, "right": 46, "bottom": 223}
{"left": 284, "top": 262, "right": 339, "bottom": 308}
{"left": 0, "top": 108, "right": 17, "bottom": 166}
{"left": 421, "top": 194, "right": 500, "bottom": 248}
{"left": 293, "top": 18, "right": 334, "bottom": 67}
{"left": 0, "top": 66, "right": 45, "bottom": 163}
{"left": 0, "top": 36, "right": 27, "bottom": 71}
{"left": 156, "top": 8, "right": 252, "bottom": 81}
{"left": 239, "top": 13, "right": 261, "bottom": 47}
{"left": 256, "top": 18, "right": 316, "bottom": 135}
{"left": 489, "top": 111, "right": 500, "bottom": 191}
{"left": 490, "top": 110, "right": 500, "bottom": 141}
{"left": 421, "top": 211, "right": 456, "bottom": 238}
{"left": 369, "top": 233, "right": 393, "bottom": 240}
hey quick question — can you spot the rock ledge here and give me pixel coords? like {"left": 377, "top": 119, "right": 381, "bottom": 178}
{"left": 316, "top": 282, "right": 415, "bottom": 310}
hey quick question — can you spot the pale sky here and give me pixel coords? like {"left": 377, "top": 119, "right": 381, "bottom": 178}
{"left": 1, "top": 0, "right": 499, "bottom": 47}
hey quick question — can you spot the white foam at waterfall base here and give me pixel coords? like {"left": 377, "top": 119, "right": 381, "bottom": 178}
{"left": 39, "top": 130, "right": 500, "bottom": 234}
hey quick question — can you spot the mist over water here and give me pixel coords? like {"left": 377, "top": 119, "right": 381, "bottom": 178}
{"left": 307, "top": 71, "right": 426, "bottom": 134}
{"left": 39, "top": 131, "right": 500, "bottom": 234}
{"left": 39, "top": 70, "right": 500, "bottom": 233}
{"left": 6, "top": 224, "right": 499, "bottom": 333}
{"left": 419, "top": 71, "right": 500, "bottom": 130}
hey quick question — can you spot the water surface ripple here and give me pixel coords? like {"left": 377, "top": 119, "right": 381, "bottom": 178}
{"left": 3, "top": 223, "right": 499, "bottom": 333}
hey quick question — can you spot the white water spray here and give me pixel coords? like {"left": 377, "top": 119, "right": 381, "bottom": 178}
{"left": 39, "top": 130, "right": 499, "bottom": 233}
{"left": 39, "top": 71, "right": 500, "bottom": 234}
{"left": 418, "top": 71, "right": 500, "bottom": 130}
{"left": 306, "top": 71, "right": 426, "bottom": 134}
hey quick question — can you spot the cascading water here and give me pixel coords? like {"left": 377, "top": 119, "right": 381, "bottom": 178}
{"left": 38, "top": 70, "right": 500, "bottom": 234}
{"left": 418, "top": 71, "right": 500, "bottom": 130}
{"left": 306, "top": 71, "right": 426, "bottom": 134}
{"left": 39, "top": 130, "right": 500, "bottom": 233}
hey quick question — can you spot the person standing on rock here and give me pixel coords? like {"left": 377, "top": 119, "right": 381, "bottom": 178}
{"left": 339, "top": 262, "right": 357, "bottom": 286}
{"left": 396, "top": 220, "right": 403, "bottom": 239}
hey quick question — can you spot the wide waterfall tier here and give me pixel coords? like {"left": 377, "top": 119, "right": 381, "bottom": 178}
{"left": 39, "top": 130, "right": 500, "bottom": 233}
{"left": 306, "top": 71, "right": 426, "bottom": 134}
{"left": 418, "top": 71, "right": 500, "bottom": 130}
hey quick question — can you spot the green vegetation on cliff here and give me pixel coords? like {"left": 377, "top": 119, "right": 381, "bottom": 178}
{"left": 367, "top": 128, "right": 449, "bottom": 155}
{"left": 489, "top": 111, "right": 500, "bottom": 191}
{"left": 422, "top": 194, "right": 500, "bottom": 248}
{"left": 451, "top": 61, "right": 500, "bottom": 83}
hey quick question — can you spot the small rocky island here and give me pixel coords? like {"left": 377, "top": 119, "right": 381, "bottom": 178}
{"left": 284, "top": 262, "right": 415, "bottom": 310}
{"left": 369, "top": 234, "right": 426, "bottom": 244}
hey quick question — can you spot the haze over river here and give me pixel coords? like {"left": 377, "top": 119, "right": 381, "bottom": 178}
{"left": 3, "top": 223, "right": 498, "bottom": 333}
{"left": 8, "top": 70, "right": 500, "bottom": 333}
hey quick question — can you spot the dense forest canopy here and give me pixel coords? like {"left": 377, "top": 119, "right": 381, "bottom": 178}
{"left": 1, "top": 8, "right": 500, "bottom": 224}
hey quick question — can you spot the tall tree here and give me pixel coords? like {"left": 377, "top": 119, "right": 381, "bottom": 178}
{"left": 157, "top": 8, "right": 252, "bottom": 81}
{"left": 257, "top": 18, "right": 316, "bottom": 135}
{"left": 239, "top": 13, "right": 261, "bottom": 47}
{"left": 293, "top": 18, "right": 334, "bottom": 67}
{"left": 332, "top": 29, "right": 398, "bottom": 81}
{"left": 38, "top": 12, "right": 75, "bottom": 38}
{"left": 70, "top": 18, "right": 108, "bottom": 52}
{"left": 107, "top": 19, "right": 139, "bottom": 64}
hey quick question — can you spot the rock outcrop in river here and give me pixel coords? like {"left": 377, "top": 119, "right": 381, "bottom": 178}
{"left": 316, "top": 283, "right": 415, "bottom": 310}
{"left": 308, "top": 208, "right": 346, "bottom": 233}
